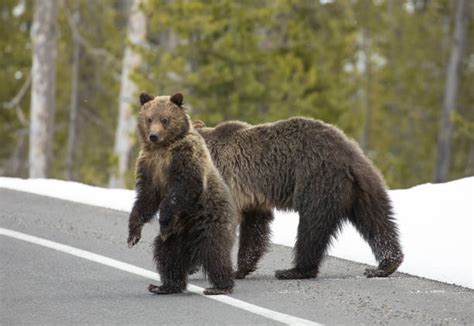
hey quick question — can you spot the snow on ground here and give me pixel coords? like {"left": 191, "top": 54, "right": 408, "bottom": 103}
{"left": 0, "top": 178, "right": 134, "bottom": 212}
{"left": 1, "top": 176, "right": 473, "bottom": 289}
{"left": 272, "top": 177, "right": 474, "bottom": 289}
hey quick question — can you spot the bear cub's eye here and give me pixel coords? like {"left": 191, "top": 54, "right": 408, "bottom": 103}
{"left": 161, "top": 117, "right": 169, "bottom": 124}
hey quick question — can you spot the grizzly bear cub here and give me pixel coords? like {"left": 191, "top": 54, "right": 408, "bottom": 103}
{"left": 195, "top": 118, "right": 403, "bottom": 280}
{"left": 127, "top": 92, "right": 236, "bottom": 295}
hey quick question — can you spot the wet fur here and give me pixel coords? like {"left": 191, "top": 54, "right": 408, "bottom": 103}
{"left": 196, "top": 117, "right": 404, "bottom": 279}
{"left": 128, "top": 94, "right": 237, "bottom": 295}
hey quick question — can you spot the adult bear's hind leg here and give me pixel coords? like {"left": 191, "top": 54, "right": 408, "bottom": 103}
{"left": 235, "top": 208, "right": 274, "bottom": 279}
{"left": 275, "top": 181, "right": 346, "bottom": 280}
{"left": 349, "top": 185, "right": 403, "bottom": 278}
{"left": 275, "top": 213, "right": 341, "bottom": 280}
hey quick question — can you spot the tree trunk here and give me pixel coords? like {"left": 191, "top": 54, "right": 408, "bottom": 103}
{"left": 109, "top": 0, "right": 146, "bottom": 188}
{"left": 434, "top": 0, "right": 469, "bottom": 183}
{"left": 6, "top": 129, "right": 28, "bottom": 177}
{"left": 466, "top": 142, "right": 474, "bottom": 176}
{"left": 65, "top": 3, "right": 81, "bottom": 181}
{"left": 29, "top": 0, "right": 58, "bottom": 178}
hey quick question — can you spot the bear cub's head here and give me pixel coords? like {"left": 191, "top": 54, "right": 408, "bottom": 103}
{"left": 138, "top": 92, "right": 190, "bottom": 146}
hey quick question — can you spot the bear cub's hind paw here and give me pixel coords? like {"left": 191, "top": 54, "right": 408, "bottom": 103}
{"left": 148, "top": 284, "right": 182, "bottom": 295}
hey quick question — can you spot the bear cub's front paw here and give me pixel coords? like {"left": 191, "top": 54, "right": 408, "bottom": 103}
{"left": 127, "top": 225, "right": 142, "bottom": 248}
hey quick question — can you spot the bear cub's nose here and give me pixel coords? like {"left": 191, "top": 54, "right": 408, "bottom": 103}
{"left": 149, "top": 134, "right": 160, "bottom": 142}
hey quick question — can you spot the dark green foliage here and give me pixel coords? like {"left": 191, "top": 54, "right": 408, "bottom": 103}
{"left": 1, "top": 0, "right": 472, "bottom": 188}
{"left": 0, "top": 0, "right": 32, "bottom": 176}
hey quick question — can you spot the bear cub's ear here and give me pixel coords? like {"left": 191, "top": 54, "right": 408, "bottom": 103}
{"left": 139, "top": 92, "right": 154, "bottom": 105}
{"left": 170, "top": 93, "right": 184, "bottom": 107}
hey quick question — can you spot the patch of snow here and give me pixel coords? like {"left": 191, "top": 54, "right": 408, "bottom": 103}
{"left": 0, "top": 178, "right": 134, "bottom": 212}
{"left": 1, "top": 176, "right": 472, "bottom": 289}
{"left": 272, "top": 177, "right": 474, "bottom": 289}
{"left": 12, "top": 0, "right": 26, "bottom": 17}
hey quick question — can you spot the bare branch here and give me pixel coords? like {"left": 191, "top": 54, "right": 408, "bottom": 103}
{"left": 3, "top": 72, "right": 31, "bottom": 126}
{"left": 79, "top": 108, "right": 115, "bottom": 138}
{"left": 3, "top": 72, "right": 31, "bottom": 110}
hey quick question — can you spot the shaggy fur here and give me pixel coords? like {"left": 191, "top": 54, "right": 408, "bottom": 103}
{"left": 127, "top": 93, "right": 236, "bottom": 295}
{"left": 195, "top": 118, "right": 404, "bottom": 280}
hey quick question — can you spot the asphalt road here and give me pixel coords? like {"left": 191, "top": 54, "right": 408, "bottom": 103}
{"left": 1, "top": 189, "right": 473, "bottom": 325}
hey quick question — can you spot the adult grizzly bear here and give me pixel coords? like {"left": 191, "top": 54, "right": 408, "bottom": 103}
{"left": 127, "top": 92, "right": 237, "bottom": 295}
{"left": 195, "top": 118, "right": 403, "bottom": 280}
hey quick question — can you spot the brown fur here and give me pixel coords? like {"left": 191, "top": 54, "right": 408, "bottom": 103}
{"left": 195, "top": 118, "right": 404, "bottom": 280}
{"left": 127, "top": 93, "right": 237, "bottom": 295}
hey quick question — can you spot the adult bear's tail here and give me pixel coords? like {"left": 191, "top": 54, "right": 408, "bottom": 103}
{"left": 348, "top": 164, "right": 404, "bottom": 277}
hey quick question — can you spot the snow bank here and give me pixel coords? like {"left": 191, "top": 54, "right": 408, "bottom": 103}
{"left": 1, "top": 176, "right": 473, "bottom": 288}
{"left": 272, "top": 177, "right": 474, "bottom": 289}
{"left": 0, "top": 178, "right": 134, "bottom": 212}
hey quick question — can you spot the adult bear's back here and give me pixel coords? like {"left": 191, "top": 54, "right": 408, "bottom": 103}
{"left": 198, "top": 117, "right": 365, "bottom": 210}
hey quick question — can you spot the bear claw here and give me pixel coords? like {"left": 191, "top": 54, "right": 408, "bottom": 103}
{"left": 148, "top": 284, "right": 181, "bottom": 295}
{"left": 364, "top": 267, "right": 394, "bottom": 278}
{"left": 203, "top": 287, "right": 232, "bottom": 295}
{"left": 275, "top": 268, "right": 317, "bottom": 280}
{"left": 127, "top": 235, "right": 140, "bottom": 248}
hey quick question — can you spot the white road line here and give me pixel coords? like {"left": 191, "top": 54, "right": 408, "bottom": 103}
{"left": 0, "top": 227, "right": 321, "bottom": 326}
